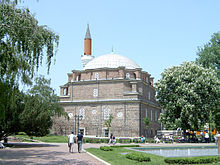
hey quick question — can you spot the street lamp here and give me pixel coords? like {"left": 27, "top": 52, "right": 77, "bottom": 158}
{"left": 74, "top": 115, "right": 83, "bottom": 134}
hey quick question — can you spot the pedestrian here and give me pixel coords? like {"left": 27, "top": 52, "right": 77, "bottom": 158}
{"left": 68, "top": 132, "right": 74, "bottom": 153}
{"left": 214, "top": 131, "right": 219, "bottom": 145}
{"left": 205, "top": 132, "right": 209, "bottom": 143}
{"left": 140, "top": 135, "right": 145, "bottom": 144}
{"left": 112, "top": 136, "right": 116, "bottom": 145}
{"left": 108, "top": 133, "right": 113, "bottom": 144}
{"left": 76, "top": 132, "right": 83, "bottom": 153}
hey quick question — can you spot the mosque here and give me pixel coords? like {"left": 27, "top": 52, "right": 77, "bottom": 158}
{"left": 53, "top": 25, "right": 161, "bottom": 138}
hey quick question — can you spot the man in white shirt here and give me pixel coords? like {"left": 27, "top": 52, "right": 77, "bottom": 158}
{"left": 205, "top": 132, "right": 209, "bottom": 143}
{"left": 68, "top": 132, "right": 74, "bottom": 153}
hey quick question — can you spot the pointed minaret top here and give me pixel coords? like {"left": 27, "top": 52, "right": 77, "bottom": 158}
{"left": 85, "top": 24, "right": 91, "bottom": 39}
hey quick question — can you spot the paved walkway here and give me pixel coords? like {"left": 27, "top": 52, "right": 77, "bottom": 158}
{"left": 0, "top": 142, "right": 216, "bottom": 165}
{"left": 0, "top": 143, "right": 108, "bottom": 165}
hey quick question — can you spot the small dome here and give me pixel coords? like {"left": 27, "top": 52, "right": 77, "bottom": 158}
{"left": 84, "top": 53, "right": 140, "bottom": 70}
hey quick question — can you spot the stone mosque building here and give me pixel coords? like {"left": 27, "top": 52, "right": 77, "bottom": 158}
{"left": 54, "top": 25, "right": 161, "bottom": 138}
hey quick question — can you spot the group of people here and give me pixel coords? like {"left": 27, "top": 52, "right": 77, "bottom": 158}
{"left": 67, "top": 131, "right": 83, "bottom": 153}
{"left": 108, "top": 133, "right": 116, "bottom": 145}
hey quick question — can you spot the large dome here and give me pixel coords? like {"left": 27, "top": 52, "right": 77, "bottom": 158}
{"left": 84, "top": 53, "right": 140, "bottom": 70}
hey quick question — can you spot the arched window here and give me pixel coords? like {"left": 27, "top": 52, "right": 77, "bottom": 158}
{"left": 77, "top": 74, "right": 81, "bottom": 81}
{"left": 133, "top": 73, "right": 136, "bottom": 79}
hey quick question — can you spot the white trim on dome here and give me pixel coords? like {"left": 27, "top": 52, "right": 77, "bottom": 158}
{"left": 84, "top": 53, "right": 140, "bottom": 70}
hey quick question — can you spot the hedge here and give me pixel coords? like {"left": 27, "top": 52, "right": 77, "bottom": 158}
{"left": 81, "top": 137, "right": 157, "bottom": 144}
{"left": 164, "top": 156, "right": 220, "bottom": 164}
{"left": 100, "top": 146, "right": 113, "bottom": 151}
{"left": 110, "top": 144, "right": 140, "bottom": 148}
{"left": 126, "top": 152, "right": 151, "bottom": 162}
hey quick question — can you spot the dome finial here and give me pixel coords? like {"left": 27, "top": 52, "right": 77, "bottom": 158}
{"left": 111, "top": 46, "right": 114, "bottom": 54}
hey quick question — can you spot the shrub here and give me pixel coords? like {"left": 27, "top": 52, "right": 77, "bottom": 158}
{"left": 17, "top": 132, "right": 27, "bottom": 135}
{"left": 100, "top": 146, "right": 113, "bottom": 151}
{"left": 126, "top": 152, "right": 150, "bottom": 162}
{"left": 164, "top": 156, "right": 220, "bottom": 164}
{"left": 111, "top": 145, "right": 140, "bottom": 148}
{"left": 118, "top": 138, "right": 132, "bottom": 143}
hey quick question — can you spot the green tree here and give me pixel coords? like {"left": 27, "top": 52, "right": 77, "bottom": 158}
{"left": 104, "top": 114, "right": 113, "bottom": 137}
{"left": 0, "top": 82, "right": 24, "bottom": 137}
{"left": 196, "top": 32, "right": 220, "bottom": 79}
{"left": 0, "top": 0, "right": 59, "bottom": 136}
{"left": 155, "top": 62, "right": 220, "bottom": 135}
{"left": 19, "top": 76, "right": 66, "bottom": 137}
{"left": 143, "top": 117, "right": 150, "bottom": 129}
{"left": 0, "top": 1, "right": 59, "bottom": 85}
{"left": 196, "top": 32, "right": 220, "bottom": 130}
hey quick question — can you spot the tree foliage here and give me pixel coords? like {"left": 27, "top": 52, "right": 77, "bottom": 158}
{"left": 0, "top": 82, "right": 24, "bottom": 136}
{"left": 104, "top": 114, "right": 113, "bottom": 136}
{"left": 20, "top": 76, "right": 66, "bottom": 137}
{"left": 143, "top": 117, "right": 150, "bottom": 129}
{"left": 196, "top": 32, "right": 220, "bottom": 79}
{"left": 0, "top": 0, "right": 60, "bottom": 137}
{"left": 155, "top": 62, "right": 220, "bottom": 131}
{"left": 0, "top": 1, "right": 59, "bottom": 85}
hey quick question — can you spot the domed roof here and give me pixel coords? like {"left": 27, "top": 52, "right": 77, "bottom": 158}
{"left": 84, "top": 53, "right": 140, "bottom": 70}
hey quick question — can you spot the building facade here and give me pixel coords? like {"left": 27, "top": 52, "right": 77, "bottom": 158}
{"left": 53, "top": 25, "right": 161, "bottom": 138}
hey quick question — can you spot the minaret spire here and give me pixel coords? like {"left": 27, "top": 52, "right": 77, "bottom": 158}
{"left": 85, "top": 24, "right": 91, "bottom": 39}
{"left": 84, "top": 24, "right": 92, "bottom": 55}
{"left": 81, "top": 24, "right": 94, "bottom": 69}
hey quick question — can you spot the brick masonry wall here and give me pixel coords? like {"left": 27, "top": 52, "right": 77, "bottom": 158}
{"left": 52, "top": 102, "right": 140, "bottom": 137}
{"left": 57, "top": 68, "right": 161, "bottom": 137}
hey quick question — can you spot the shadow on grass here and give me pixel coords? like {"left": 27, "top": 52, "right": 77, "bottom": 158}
{"left": 3, "top": 142, "right": 59, "bottom": 148}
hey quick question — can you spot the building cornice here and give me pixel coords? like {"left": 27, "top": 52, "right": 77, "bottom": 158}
{"left": 59, "top": 98, "right": 160, "bottom": 109}
{"left": 68, "top": 78, "right": 142, "bottom": 85}
{"left": 59, "top": 98, "right": 139, "bottom": 104}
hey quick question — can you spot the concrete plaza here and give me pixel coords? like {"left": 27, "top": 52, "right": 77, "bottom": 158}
{"left": 0, "top": 142, "right": 216, "bottom": 165}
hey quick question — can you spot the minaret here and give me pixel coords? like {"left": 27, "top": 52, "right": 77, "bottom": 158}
{"left": 84, "top": 24, "right": 91, "bottom": 55}
{"left": 81, "top": 24, "right": 94, "bottom": 68}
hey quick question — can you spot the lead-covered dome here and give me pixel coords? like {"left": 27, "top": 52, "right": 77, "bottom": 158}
{"left": 84, "top": 53, "right": 140, "bottom": 70}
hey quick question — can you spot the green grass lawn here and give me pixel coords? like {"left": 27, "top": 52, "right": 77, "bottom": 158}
{"left": 12, "top": 134, "right": 68, "bottom": 143}
{"left": 86, "top": 147, "right": 166, "bottom": 165}
{"left": 86, "top": 147, "right": 220, "bottom": 165}
{"left": 34, "top": 135, "right": 68, "bottom": 143}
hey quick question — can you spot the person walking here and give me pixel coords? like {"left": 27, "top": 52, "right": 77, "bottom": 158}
{"left": 205, "top": 132, "right": 209, "bottom": 143}
{"left": 68, "top": 132, "right": 74, "bottom": 153}
{"left": 76, "top": 132, "right": 83, "bottom": 153}
{"left": 214, "top": 131, "right": 219, "bottom": 145}
{"left": 112, "top": 136, "right": 116, "bottom": 145}
{"left": 108, "top": 133, "right": 113, "bottom": 144}
{"left": 140, "top": 135, "right": 145, "bottom": 144}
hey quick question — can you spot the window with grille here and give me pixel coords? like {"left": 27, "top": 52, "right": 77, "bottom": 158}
{"left": 104, "top": 108, "right": 110, "bottom": 120}
{"left": 80, "top": 108, "right": 85, "bottom": 120}
{"left": 93, "top": 88, "right": 98, "bottom": 97}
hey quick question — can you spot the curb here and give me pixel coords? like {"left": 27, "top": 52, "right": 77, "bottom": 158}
{"left": 85, "top": 150, "right": 111, "bottom": 165}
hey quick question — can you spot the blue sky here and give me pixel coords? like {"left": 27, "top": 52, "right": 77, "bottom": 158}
{"left": 21, "top": 0, "right": 220, "bottom": 94}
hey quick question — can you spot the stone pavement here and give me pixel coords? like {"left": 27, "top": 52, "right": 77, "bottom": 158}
{"left": 0, "top": 143, "right": 108, "bottom": 165}
{"left": 0, "top": 142, "right": 216, "bottom": 165}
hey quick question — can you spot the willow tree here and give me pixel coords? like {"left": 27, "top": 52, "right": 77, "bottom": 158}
{"left": 155, "top": 62, "right": 220, "bottom": 134}
{"left": 0, "top": 1, "right": 59, "bottom": 84}
{"left": 0, "top": 1, "right": 59, "bottom": 136}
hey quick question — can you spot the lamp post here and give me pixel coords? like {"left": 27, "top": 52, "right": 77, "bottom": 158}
{"left": 74, "top": 115, "right": 83, "bottom": 134}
